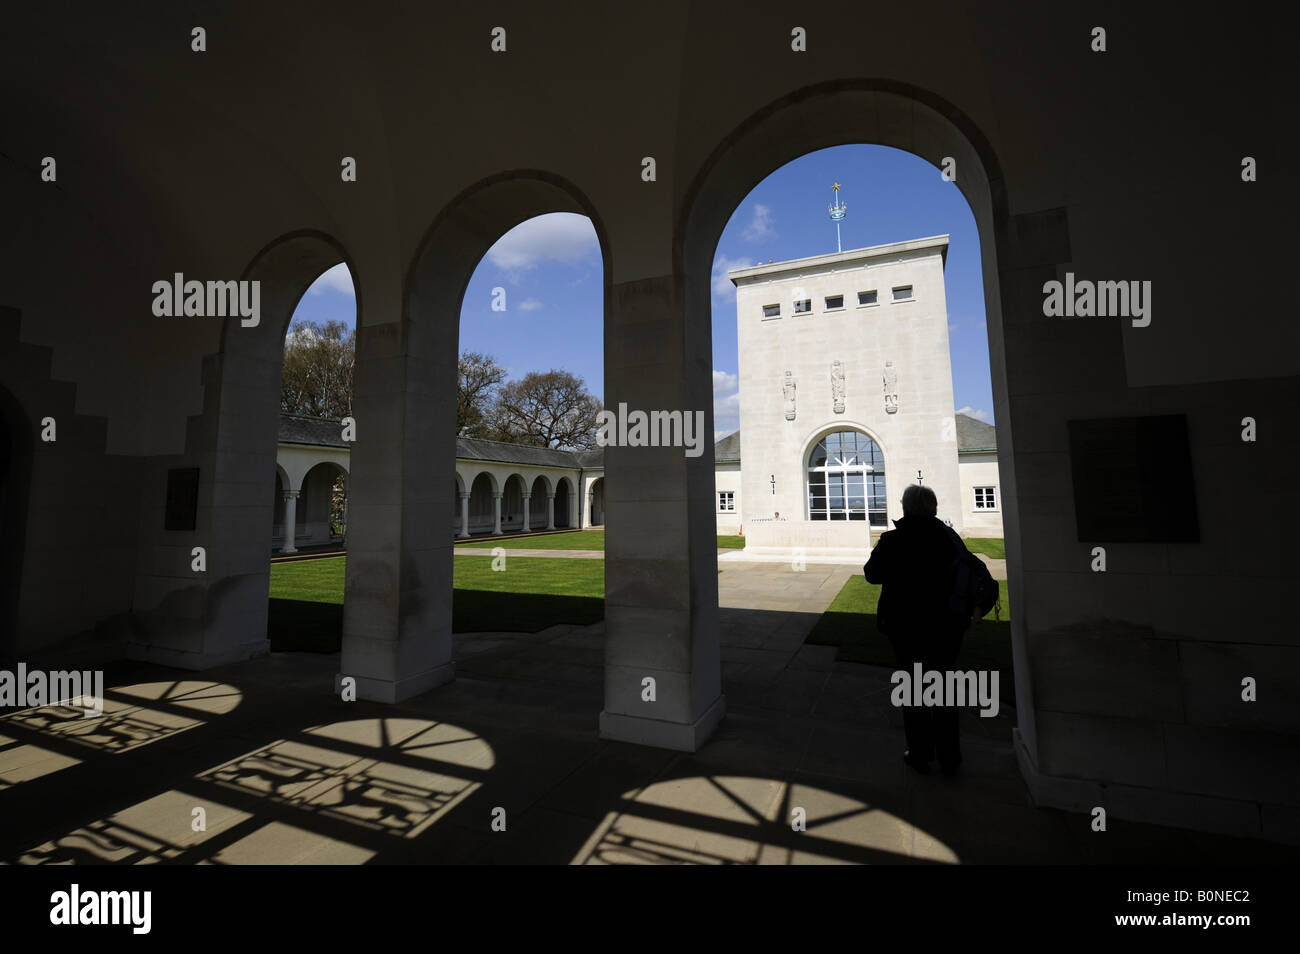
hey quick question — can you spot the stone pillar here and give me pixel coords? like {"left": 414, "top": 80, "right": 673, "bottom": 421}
{"left": 572, "top": 490, "right": 582, "bottom": 529}
{"left": 599, "top": 275, "right": 724, "bottom": 752}
{"left": 338, "top": 299, "right": 456, "bottom": 705}
{"left": 492, "top": 493, "right": 502, "bottom": 535}
{"left": 546, "top": 493, "right": 555, "bottom": 530}
{"left": 522, "top": 493, "right": 531, "bottom": 533}
{"left": 457, "top": 492, "right": 470, "bottom": 538}
{"left": 281, "top": 490, "right": 300, "bottom": 554}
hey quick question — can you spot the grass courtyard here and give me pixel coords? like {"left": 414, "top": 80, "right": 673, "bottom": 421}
{"left": 806, "top": 574, "right": 1015, "bottom": 704}
{"left": 454, "top": 528, "right": 747, "bottom": 550}
{"left": 271, "top": 532, "right": 1012, "bottom": 705}
{"left": 268, "top": 554, "right": 605, "bottom": 652}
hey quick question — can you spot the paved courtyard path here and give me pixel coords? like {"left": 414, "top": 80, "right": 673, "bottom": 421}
{"left": 1, "top": 559, "right": 1293, "bottom": 865}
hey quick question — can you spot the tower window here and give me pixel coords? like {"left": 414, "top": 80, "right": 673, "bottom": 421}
{"left": 858, "top": 290, "right": 878, "bottom": 306}
{"left": 892, "top": 285, "right": 914, "bottom": 301}
{"left": 825, "top": 295, "right": 844, "bottom": 310}
{"left": 793, "top": 299, "right": 812, "bottom": 315}
{"left": 762, "top": 303, "right": 780, "bottom": 318}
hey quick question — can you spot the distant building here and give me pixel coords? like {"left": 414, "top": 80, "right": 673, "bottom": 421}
{"left": 273, "top": 414, "right": 604, "bottom": 552}
{"left": 717, "top": 235, "right": 1002, "bottom": 557}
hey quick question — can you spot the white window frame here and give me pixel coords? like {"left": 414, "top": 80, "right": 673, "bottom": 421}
{"left": 856, "top": 290, "right": 879, "bottom": 308}
{"left": 972, "top": 486, "right": 998, "bottom": 512}
{"left": 891, "top": 285, "right": 915, "bottom": 303}
{"left": 761, "top": 303, "right": 781, "bottom": 320}
{"left": 793, "top": 298, "right": 812, "bottom": 315}
{"left": 824, "top": 294, "right": 845, "bottom": 312}
{"left": 718, "top": 490, "right": 736, "bottom": 513}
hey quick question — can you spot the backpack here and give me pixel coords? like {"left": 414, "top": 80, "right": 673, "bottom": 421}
{"left": 944, "top": 527, "right": 999, "bottom": 622}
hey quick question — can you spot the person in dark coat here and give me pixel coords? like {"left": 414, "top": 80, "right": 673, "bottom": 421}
{"left": 864, "top": 484, "right": 969, "bottom": 776}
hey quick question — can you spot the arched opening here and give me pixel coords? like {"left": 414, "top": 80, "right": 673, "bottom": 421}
{"left": 353, "top": 176, "right": 608, "bottom": 704}
{"left": 806, "top": 428, "right": 887, "bottom": 526}
{"left": 587, "top": 477, "right": 605, "bottom": 527}
{"left": 529, "top": 475, "right": 553, "bottom": 531}
{"left": 500, "top": 474, "right": 526, "bottom": 534}
{"left": 133, "top": 231, "right": 360, "bottom": 667}
{"left": 677, "top": 82, "right": 1022, "bottom": 756}
{"left": 554, "top": 477, "right": 573, "bottom": 529}
{"left": 296, "top": 461, "right": 349, "bottom": 548}
{"left": 272, "top": 467, "right": 288, "bottom": 543}
{"left": 467, "top": 472, "right": 498, "bottom": 535}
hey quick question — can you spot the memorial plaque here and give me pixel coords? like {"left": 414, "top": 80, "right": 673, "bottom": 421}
{"left": 164, "top": 467, "right": 200, "bottom": 531}
{"left": 1067, "top": 415, "right": 1198, "bottom": 543}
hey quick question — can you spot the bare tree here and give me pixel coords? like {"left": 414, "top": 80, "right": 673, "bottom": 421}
{"left": 281, "top": 320, "right": 355, "bottom": 418}
{"left": 489, "top": 369, "right": 602, "bottom": 449}
{"left": 458, "top": 351, "right": 508, "bottom": 437}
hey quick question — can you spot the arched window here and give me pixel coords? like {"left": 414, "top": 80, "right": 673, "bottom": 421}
{"left": 807, "top": 430, "right": 886, "bottom": 525}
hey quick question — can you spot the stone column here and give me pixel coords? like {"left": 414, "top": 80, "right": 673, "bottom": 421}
{"left": 546, "top": 493, "right": 555, "bottom": 530}
{"left": 492, "top": 493, "right": 503, "bottom": 535}
{"left": 572, "top": 490, "right": 581, "bottom": 529}
{"left": 281, "top": 490, "right": 300, "bottom": 554}
{"left": 599, "top": 274, "right": 724, "bottom": 753}
{"left": 457, "top": 492, "right": 470, "bottom": 538}
{"left": 522, "top": 492, "right": 531, "bottom": 533}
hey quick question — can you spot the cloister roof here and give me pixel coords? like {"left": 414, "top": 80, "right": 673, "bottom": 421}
{"left": 954, "top": 413, "right": 997, "bottom": 453}
{"left": 278, "top": 414, "right": 606, "bottom": 468}
{"left": 279, "top": 415, "right": 990, "bottom": 464}
{"left": 279, "top": 414, "right": 349, "bottom": 448}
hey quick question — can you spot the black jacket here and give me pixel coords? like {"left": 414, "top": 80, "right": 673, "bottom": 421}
{"left": 863, "top": 515, "right": 965, "bottom": 639}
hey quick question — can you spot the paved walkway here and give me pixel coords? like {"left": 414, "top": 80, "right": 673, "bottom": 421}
{"left": 453, "top": 545, "right": 1007, "bottom": 581}
{"left": 455, "top": 548, "right": 606, "bottom": 559}
{"left": 1, "top": 560, "right": 1294, "bottom": 865}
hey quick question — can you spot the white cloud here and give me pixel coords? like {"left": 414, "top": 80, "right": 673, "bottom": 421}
{"left": 957, "top": 405, "right": 994, "bottom": 424}
{"left": 741, "top": 203, "right": 776, "bottom": 243}
{"left": 712, "top": 254, "right": 753, "bottom": 300}
{"left": 518, "top": 298, "right": 544, "bottom": 312}
{"left": 307, "top": 262, "right": 354, "bottom": 296}
{"left": 713, "top": 369, "right": 741, "bottom": 437}
{"left": 485, "top": 213, "right": 598, "bottom": 282}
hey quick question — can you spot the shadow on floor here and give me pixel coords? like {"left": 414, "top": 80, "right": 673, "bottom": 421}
{"left": 2, "top": 607, "right": 1297, "bottom": 865}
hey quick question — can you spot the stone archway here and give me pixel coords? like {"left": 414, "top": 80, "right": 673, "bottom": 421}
{"left": 131, "top": 232, "right": 359, "bottom": 669}
{"left": 340, "top": 172, "right": 611, "bottom": 703}
{"left": 673, "top": 81, "right": 1024, "bottom": 752}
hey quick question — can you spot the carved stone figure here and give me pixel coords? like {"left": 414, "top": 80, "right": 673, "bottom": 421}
{"left": 883, "top": 360, "right": 898, "bottom": 414}
{"left": 783, "top": 371, "right": 796, "bottom": 421}
{"left": 831, "top": 360, "right": 846, "bottom": 414}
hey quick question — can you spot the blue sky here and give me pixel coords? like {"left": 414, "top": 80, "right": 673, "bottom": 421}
{"left": 290, "top": 144, "right": 994, "bottom": 439}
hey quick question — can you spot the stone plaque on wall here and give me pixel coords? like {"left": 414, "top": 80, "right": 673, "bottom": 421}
{"left": 165, "top": 467, "right": 200, "bottom": 531}
{"left": 1067, "top": 415, "right": 1199, "bottom": 543}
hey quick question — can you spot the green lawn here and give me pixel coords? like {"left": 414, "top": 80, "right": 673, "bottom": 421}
{"left": 267, "top": 555, "right": 605, "bottom": 653}
{"left": 806, "top": 575, "right": 1016, "bottom": 704}
{"left": 962, "top": 537, "right": 1006, "bottom": 560}
{"left": 455, "top": 528, "right": 747, "bottom": 550}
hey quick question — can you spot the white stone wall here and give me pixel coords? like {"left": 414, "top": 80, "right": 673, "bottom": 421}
{"left": 730, "top": 238, "right": 964, "bottom": 551}
{"left": 713, "top": 461, "right": 742, "bottom": 534}
{"left": 957, "top": 452, "right": 1004, "bottom": 536}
